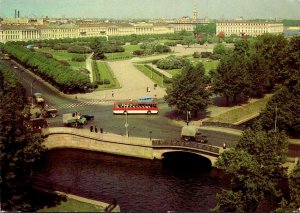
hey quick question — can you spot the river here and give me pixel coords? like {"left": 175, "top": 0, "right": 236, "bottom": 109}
{"left": 34, "top": 149, "right": 229, "bottom": 212}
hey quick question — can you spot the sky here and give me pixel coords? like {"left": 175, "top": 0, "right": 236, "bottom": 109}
{"left": 0, "top": 0, "right": 300, "bottom": 20}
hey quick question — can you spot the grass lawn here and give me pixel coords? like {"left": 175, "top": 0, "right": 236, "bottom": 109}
{"left": 206, "top": 94, "right": 273, "bottom": 124}
{"left": 105, "top": 45, "right": 141, "bottom": 60}
{"left": 37, "top": 48, "right": 87, "bottom": 69}
{"left": 38, "top": 197, "right": 104, "bottom": 212}
{"left": 95, "top": 61, "right": 121, "bottom": 91}
{"left": 168, "top": 69, "right": 182, "bottom": 77}
{"left": 187, "top": 56, "right": 219, "bottom": 74}
{"left": 134, "top": 64, "right": 165, "bottom": 87}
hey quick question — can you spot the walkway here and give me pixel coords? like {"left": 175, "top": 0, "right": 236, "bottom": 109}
{"left": 75, "top": 44, "right": 214, "bottom": 101}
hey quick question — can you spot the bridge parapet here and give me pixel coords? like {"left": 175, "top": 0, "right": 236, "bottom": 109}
{"left": 152, "top": 139, "right": 220, "bottom": 156}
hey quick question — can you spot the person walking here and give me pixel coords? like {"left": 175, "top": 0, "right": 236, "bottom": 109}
{"left": 95, "top": 126, "right": 98, "bottom": 133}
{"left": 111, "top": 91, "right": 114, "bottom": 98}
{"left": 90, "top": 126, "right": 93, "bottom": 132}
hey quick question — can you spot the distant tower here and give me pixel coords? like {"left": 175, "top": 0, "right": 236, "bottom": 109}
{"left": 192, "top": 3, "right": 198, "bottom": 20}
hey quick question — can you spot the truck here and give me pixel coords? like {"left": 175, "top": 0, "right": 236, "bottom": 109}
{"left": 181, "top": 126, "right": 208, "bottom": 143}
{"left": 63, "top": 113, "right": 87, "bottom": 127}
{"left": 33, "top": 93, "right": 45, "bottom": 104}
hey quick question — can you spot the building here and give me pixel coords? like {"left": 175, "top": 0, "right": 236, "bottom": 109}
{"left": 216, "top": 19, "right": 283, "bottom": 37}
{"left": 0, "top": 6, "right": 210, "bottom": 43}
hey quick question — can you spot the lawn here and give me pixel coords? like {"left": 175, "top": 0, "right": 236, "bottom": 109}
{"left": 38, "top": 197, "right": 104, "bottom": 212}
{"left": 206, "top": 94, "right": 273, "bottom": 124}
{"left": 105, "top": 45, "right": 141, "bottom": 60}
{"left": 37, "top": 48, "right": 87, "bottom": 69}
{"left": 134, "top": 64, "right": 165, "bottom": 87}
{"left": 168, "top": 69, "right": 182, "bottom": 77}
{"left": 94, "top": 61, "right": 121, "bottom": 91}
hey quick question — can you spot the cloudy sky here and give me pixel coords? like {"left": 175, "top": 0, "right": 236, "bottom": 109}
{"left": 1, "top": 0, "right": 300, "bottom": 20}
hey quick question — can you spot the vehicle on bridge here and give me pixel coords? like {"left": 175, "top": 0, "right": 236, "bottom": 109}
{"left": 113, "top": 101, "right": 158, "bottom": 115}
{"left": 63, "top": 113, "right": 87, "bottom": 127}
{"left": 181, "top": 126, "right": 208, "bottom": 143}
{"left": 25, "top": 118, "right": 48, "bottom": 133}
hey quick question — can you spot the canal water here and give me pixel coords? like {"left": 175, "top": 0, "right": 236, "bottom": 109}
{"left": 35, "top": 149, "right": 229, "bottom": 212}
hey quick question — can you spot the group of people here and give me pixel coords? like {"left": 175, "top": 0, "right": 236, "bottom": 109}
{"left": 90, "top": 126, "right": 102, "bottom": 133}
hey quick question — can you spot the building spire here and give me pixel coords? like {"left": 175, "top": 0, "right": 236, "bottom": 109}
{"left": 192, "top": 1, "right": 198, "bottom": 20}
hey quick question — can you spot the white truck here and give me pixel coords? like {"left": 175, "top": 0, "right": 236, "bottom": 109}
{"left": 181, "top": 126, "right": 208, "bottom": 143}
{"left": 63, "top": 113, "right": 87, "bottom": 127}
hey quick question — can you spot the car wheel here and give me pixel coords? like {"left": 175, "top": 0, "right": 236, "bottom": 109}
{"left": 51, "top": 113, "right": 56, "bottom": 118}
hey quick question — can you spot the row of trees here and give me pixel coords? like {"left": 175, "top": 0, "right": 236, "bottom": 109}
{"left": 0, "top": 63, "right": 46, "bottom": 211}
{"left": 3, "top": 43, "right": 90, "bottom": 93}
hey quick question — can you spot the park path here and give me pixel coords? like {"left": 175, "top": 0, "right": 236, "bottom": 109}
{"left": 76, "top": 44, "right": 214, "bottom": 101}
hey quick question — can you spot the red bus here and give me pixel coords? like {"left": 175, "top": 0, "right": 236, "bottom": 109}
{"left": 113, "top": 101, "right": 158, "bottom": 115}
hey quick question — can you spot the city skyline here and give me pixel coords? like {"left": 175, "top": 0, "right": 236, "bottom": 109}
{"left": 1, "top": 0, "right": 300, "bottom": 20}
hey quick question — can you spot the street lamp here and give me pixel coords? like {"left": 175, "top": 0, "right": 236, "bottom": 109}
{"left": 31, "top": 79, "right": 36, "bottom": 108}
{"left": 186, "top": 111, "right": 191, "bottom": 126}
{"left": 125, "top": 113, "right": 129, "bottom": 137}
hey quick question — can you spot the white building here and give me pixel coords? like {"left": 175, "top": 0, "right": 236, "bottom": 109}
{"left": 216, "top": 20, "right": 283, "bottom": 37}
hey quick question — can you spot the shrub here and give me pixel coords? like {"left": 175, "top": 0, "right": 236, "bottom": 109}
{"left": 193, "top": 51, "right": 201, "bottom": 58}
{"left": 59, "top": 60, "right": 70, "bottom": 66}
{"left": 72, "top": 56, "right": 86, "bottom": 62}
{"left": 133, "top": 50, "right": 144, "bottom": 55}
{"left": 201, "top": 51, "right": 213, "bottom": 58}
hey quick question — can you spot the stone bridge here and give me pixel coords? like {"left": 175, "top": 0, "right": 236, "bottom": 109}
{"left": 41, "top": 127, "right": 224, "bottom": 165}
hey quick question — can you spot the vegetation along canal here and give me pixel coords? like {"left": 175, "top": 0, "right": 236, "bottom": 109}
{"left": 34, "top": 149, "right": 229, "bottom": 212}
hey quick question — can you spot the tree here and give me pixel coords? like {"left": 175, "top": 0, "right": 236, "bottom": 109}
{"left": 213, "top": 43, "right": 231, "bottom": 59}
{"left": 215, "top": 126, "right": 289, "bottom": 212}
{"left": 194, "top": 23, "right": 216, "bottom": 35}
{"left": 0, "top": 64, "right": 46, "bottom": 211}
{"left": 277, "top": 158, "right": 300, "bottom": 212}
{"left": 259, "top": 81, "right": 300, "bottom": 138}
{"left": 253, "top": 33, "right": 288, "bottom": 87}
{"left": 164, "top": 63, "right": 211, "bottom": 116}
{"left": 210, "top": 52, "right": 251, "bottom": 105}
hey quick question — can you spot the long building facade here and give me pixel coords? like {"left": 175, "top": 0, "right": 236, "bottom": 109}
{"left": 0, "top": 17, "right": 205, "bottom": 43}
{"left": 216, "top": 20, "right": 283, "bottom": 37}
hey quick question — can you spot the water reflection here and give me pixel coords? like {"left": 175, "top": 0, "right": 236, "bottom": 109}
{"left": 35, "top": 149, "right": 225, "bottom": 212}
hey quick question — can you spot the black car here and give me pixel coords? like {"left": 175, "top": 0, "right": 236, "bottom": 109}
{"left": 42, "top": 108, "right": 58, "bottom": 118}
{"left": 81, "top": 114, "right": 94, "bottom": 121}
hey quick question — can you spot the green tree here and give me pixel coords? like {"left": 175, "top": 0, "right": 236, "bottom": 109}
{"left": 213, "top": 43, "right": 231, "bottom": 59}
{"left": 210, "top": 52, "right": 251, "bottom": 105}
{"left": 259, "top": 81, "right": 300, "bottom": 138}
{"left": 277, "top": 158, "right": 300, "bottom": 212}
{"left": 0, "top": 63, "right": 46, "bottom": 211}
{"left": 194, "top": 23, "right": 216, "bottom": 35}
{"left": 164, "top": 63, "right": 211, "bottom": 116}
{"left": 215, "top": 127, "right": 289, "bottom": 212}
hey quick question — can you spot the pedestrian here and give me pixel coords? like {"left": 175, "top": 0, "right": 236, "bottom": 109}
{"left": 90, "top": 126, "right": 93, "bottom": 132}
{"left": 199, "top": 119, "right": 203, "bottom": 126}
{"left": 111, "top": 91, "right": 114, "bottom": 97}
{"left": 95, "top": 126, "right": 98, "bottom": 133}
{"left": 223, "top": 143, "right": 226, "bottom": 149}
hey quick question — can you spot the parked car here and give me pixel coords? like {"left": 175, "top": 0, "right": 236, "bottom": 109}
{"left": 81, "top": 114, "right": 94, "bottom": 121}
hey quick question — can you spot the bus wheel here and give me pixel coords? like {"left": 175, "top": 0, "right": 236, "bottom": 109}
{"left": 147, "top": 111, "right": 151, "bottom": 115}
{"left": 123, "top": 111, "right": 128, "bottom": 115}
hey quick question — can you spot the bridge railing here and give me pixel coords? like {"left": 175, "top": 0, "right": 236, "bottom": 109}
{"left": 152, "top": 139, "right": 220, "bottom": 154}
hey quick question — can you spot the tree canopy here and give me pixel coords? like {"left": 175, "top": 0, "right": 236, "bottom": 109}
{"left": 215, "top": 126, "right": 289, "bottom": 212}
{"left": 164, "top": 63, "right": 211, "bottom": 116}
{"left": 0, "top": 63, "right": 46, "bottom": 211}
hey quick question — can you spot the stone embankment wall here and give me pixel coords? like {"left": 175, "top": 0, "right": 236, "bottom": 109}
{"left": 42, "top": 127, "right": 155, "bottom": 159}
